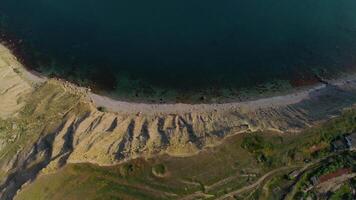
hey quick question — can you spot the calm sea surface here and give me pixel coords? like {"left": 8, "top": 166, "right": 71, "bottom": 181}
{"left": 1, "top": 0, "right": 356, "bottom": 102}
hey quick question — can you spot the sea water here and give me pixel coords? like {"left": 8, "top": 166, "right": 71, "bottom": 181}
{"left": 1, "top": 0, "right": 356, "bottom": 102}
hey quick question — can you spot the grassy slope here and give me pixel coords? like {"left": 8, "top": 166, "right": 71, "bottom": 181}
{"left": 14, "top": 108, "right": 356, "bottom": 200}
{"left": 0, "top": 81, "right": 85, "bottom": 181}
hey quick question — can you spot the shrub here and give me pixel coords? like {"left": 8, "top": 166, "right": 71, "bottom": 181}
{"left": 152, "top": 164, "right": 167, "bottom": 177}
{"left": 97, "top": 106, "right": 108, "bottom": 112}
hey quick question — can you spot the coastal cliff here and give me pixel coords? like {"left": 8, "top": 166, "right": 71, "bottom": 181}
{"left": 0, "top": 44, "right": 356, "bottom": 199}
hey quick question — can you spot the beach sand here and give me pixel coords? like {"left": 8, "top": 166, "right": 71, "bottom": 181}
{"left": 89, "top": 85, "right": 325, "bottom": 115}
{"left": 1, "top": 42, "right": 355, "bottom": 117}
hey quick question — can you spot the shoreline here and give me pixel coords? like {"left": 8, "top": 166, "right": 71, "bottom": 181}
{"left": 92, "top": 70, "right": 356, "bottom": 114}
{"left": 2, "top": 43, "right": 356, "bottom": 115}
{"left": 89, "top": 84, "right": 324, "bottom": 115}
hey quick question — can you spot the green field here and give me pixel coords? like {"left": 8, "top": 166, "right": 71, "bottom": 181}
{"left": 13, "top": 107, "right": 356, "bottom": 199}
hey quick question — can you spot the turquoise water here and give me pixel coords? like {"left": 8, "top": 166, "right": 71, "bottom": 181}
{"left": 1, "top": 0, "right": 356, "bottom": 102}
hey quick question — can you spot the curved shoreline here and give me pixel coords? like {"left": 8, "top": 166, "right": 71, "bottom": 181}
{"left": 90, "top": 73, "right": 356, "bottom": 115}
{"left": 89, "top": 84, "right": 324, "bottom": 115}
{"left": 2, "top": 43, "right": 356, "bottom": 116}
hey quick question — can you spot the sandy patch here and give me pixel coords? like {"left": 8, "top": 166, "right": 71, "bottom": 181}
{"left": 0, "top": 44, "right": 35, "bottom": 119}
{"left": 2, "top": 42, "right": 356, "bottom": 119}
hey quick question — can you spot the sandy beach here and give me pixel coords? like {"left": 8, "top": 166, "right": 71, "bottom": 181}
{"left": 89, "top": 85, "right": 323, "bottom": 115}
{"left": 2, "top": 42, "right": 356, "bottom": 117}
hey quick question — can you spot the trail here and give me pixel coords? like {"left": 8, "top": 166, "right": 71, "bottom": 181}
{"left": 216, "top": 166, "right": 297, "bottom": 200}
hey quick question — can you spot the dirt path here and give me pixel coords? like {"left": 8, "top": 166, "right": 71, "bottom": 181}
{"left": 178, "top": 191, "right": 215, "bottom": 200}
{"left": 205, "top": 173, "right": 256, "bottom": 192}
{"left": 216, "top": 166, "right": 298, "bottom": 200}
{"left": 178, "top": 166, "right": 297, "bottom": 200}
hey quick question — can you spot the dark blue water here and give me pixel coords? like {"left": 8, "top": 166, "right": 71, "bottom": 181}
{"left": 1, "top": 0, "right": 356, "bottom": 102}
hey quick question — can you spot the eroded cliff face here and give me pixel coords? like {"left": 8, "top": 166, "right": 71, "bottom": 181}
{"left": 45, "top": 81, "right": 356, "bottom": 167}
{"left": 1, "top": 44, "right": 356, "bottom": 199}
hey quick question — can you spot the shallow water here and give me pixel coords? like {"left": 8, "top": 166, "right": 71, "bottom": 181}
{"left": 1, "top": 0, "right": 356, "bottom": 102}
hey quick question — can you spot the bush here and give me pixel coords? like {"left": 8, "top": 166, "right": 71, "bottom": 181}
{"left": 152, "top": 164, "right": 167, "bottom": 177}
{"left": 241, "top": 134, "right": 273, "bottom": 153}
{"left": 97, "top": 106, "right": 108, "bottom": 112}
{"left": 120, "top": 164, "right": 134, "bottom": 176}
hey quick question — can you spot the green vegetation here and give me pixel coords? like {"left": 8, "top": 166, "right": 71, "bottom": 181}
{"left": 12, "top": 68, "right": 21, "bottom": 74}
{"left": 260, "top": 173, "right": 295, "bottom": 200}
{"left": 285, "top": 152, "right": 356, "bottom": 200}
{"left": 329, "top": 183, "right": 353, "bottom": 200}
{"left": 241, "top": 134, "right": 275, "bottom": 152}
{"left": 0, "top": 81, "right": 88, "bottom": 185}
{"left": 0, "top": 82, "right": 83, "bottom": 165}
{"left": 97, "top": 106, "right": 108, "bottom": 112}
{"left": 16, "top": 163, "right": 162, "bottom": 200}
{"left": 4, "top": 84, "right": 356, "bottom": 199}
{"left": 313, "top": 154, "right": 354, "bottom": 177}
{"left": 241, "top": 133, "right": 280, "bottom": 167}
{"left": 152, "top": 164, "right": 167, "bottom": 177}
